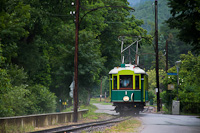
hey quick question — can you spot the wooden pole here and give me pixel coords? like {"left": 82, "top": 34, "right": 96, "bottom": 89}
{"left": 73, "top": 0, "right": 80, "bottom": 122}
{"left": 166, "top": 40, "right": 168, "bottom": 72}
{"left": 155, "top": 0, "right": 160, "bottom": 112}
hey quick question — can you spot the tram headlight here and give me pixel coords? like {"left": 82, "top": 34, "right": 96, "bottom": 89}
{"left": 123, "top": 96, "right": 129, "bottom": 102}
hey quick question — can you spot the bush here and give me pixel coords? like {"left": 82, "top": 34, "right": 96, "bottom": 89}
{"left": 0, "top": 66, "right": 57, "bottom": 117}
{"left": 27, "top": 85, "right": 57, "bottom": 114}
{"left": 0, "top": 85, "right": 30, "bottom": 117}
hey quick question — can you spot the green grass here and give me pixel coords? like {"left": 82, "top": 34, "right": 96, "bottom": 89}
{"left": 102, "top": 118, "right": 141, "bottom": 133}
{"left": 61, "top": 98, "right": 114, "bottom": 121}
{"left": 1, "top": 124, "right": 34, "bottom": 133}
{"left": 62, "top": 102, "right": 111, "bottom": 120}
{"left": 62, "top": 98, "right": 112, "bottom": 113}
{"left": 81, "top": 104, "right": 112, "bottom": 120}
{"left": 81, "top": 104, "right": 99, "bottom": 119}
{"left": 90, "top": 98, "right": 112, "bottom": 105}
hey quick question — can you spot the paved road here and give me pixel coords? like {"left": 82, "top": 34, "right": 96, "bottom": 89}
{"left": 140, "top": 113, "right": 200, "bottom": 133}
{"left": 93, "top": 103, "right": 200, "bottom": 133}
{"left": 93, "top": 103, "right": 119, "bottom": 115}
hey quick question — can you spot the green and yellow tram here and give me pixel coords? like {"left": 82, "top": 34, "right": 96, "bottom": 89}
{"left": 109, "top": 64, "right": 148, "bottom": 114}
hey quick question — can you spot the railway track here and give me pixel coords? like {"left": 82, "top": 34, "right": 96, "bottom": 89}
{"left": 31, "top": 116, "right": 131, "bottom": 133}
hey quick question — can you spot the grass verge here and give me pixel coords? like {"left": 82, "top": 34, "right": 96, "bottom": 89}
{"left": 63, "top": 98, "right": 112, "bottom": 113}
{"left": 1, "top": 124, "right": 34, "bottom": 133}
{"left": 62, "top": 102, "right": 112, "bottom": 121}
{"left": 90, "top": 98, "right": 112, "bottom": 105}
{"left": 81, "top": 104, "right": 103, "bottom": 120}
{"left": 102, "top": 118, "right": 141, "bottom": 133}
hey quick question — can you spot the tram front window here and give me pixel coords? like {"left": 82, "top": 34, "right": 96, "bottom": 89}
{"left": 120, "top": 75, "right": 133, "bottom": 89}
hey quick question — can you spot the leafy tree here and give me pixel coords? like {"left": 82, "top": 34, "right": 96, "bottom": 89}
{"left": 166, "top": 0, "right": 200, "bottom": 54}
{"left": 27, "top": 85, "right": 57, "bottom": 114}
{"left": 162, "top": 52, "right": 200, "bottom": 113}
{"left": 78, "top": 29, "right": 106, "bottom": 105}
{"left": 179, "top": 52, "right": 200, "bottom": 103}
{"left": 0, "top": 0, "right": 31, "bottom": 64}
{"left": 0, "top": 65, "right": 30, "bottom": 117}
{"left": 102, "top": 76, "right": 109, "bottom": 97}
{"left": 0, "top": 68, "right": 11, "bottom": 95}
{"left": 0, "top": 64, "right": 57, "bottom": 117}
{"left": 7, "top": 65, "right": 27, "bottom": 86}
{"left": 99, "top": 6, "right": 151, "bottom": 71}
{"left": 1, "top": 85, "right": 30, "bottom": 116}
{"left": 146, "top": 69, "right": 166, "bottom": 103}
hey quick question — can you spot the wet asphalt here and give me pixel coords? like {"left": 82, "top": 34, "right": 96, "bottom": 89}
{"left": 93, "top": 103, "right": 200, "bottom": 133}
{"left": 139, "top": 113, "right": 200, "bottom": 133}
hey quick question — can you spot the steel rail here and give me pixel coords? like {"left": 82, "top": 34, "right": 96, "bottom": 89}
{"left": 31, "top": 116, "right": 131, "bottom": 133}
{"left": 55, "top": 116, "right": 131, "bottom": 133}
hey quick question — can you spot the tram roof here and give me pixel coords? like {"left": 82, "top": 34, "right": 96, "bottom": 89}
{"left": 109, "top": 64, "right": 146, "bottom": 75}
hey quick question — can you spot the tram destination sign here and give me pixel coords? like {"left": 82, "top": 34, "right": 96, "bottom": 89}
{"left": 167, "top": 73, "right": 177, "bottom": 75}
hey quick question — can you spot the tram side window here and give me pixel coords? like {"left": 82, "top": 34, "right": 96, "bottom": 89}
{"left": 120, "top": 75, "right": 133, "bottom": 89}
{"left": 135, "top": 76, "right": 139, "bottom": 89}
{"left": 114, "top": 76, "right": 117, "bottom": 89}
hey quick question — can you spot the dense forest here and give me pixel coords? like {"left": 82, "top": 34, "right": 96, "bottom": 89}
{"left": 0, "top": 0, "right": 199, "bottom": 117}
{"left": 0, "top": 0, "right": 151, "bottom": 117}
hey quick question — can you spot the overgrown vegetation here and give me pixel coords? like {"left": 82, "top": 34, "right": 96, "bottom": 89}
{"left": 0, "top": 124, "right": 34, "bottom": 133}
{"left": 163, "top": 52, "right": 200, "bottom": 114}
{"left": 103, "top": 118, "right": 141, "bottom": 133}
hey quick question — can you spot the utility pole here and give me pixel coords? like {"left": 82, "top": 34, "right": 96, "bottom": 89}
{"left": 166, "top": 40, "right": 168, "bottom": 72}
{"left": 155, "top": 0, "right": 160, "bottom": 112}
{"left": 73, "top": 0, "right": 80, "bottom": 122}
